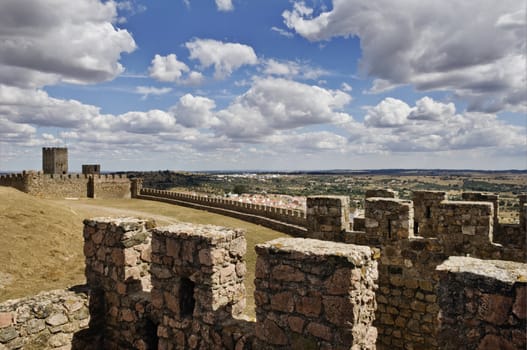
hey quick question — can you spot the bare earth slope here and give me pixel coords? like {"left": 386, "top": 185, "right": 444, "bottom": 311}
{"left": 0, "top": 187, "right": 87, "bottom": 301}
{"left": 0, "top": 188, "right": 286, "bottom": 315}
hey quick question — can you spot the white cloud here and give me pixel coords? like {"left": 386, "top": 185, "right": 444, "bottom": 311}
{"left": 271, "top": 26, "right": 294, "bottom": 38}
{"left": 0, "top": 117, "right": 36, "bottom": 142}
{"left": 0, "top": 0, "right": 136, "bottom": 88}
{"left": 0, "top": 85, "right": 101, "bottom": 128}
{"left": 148, "top": 54, "right": 203, "bottom": 85}
{"left": 111, "top": 110, "right": 177, "bottom": 134}
{"left": 354, "top": 96, "right": 526, "bottom": 153}
{"left": 215, "top": 0, "right": 234, "bottom": 12}
{"left": 266, "top": 131, "right": 348, "bottom": 151}
{"left": 215, "top": 77, "right": 353, "bottom": 139}
{"left": 186, "top": 39, "right": 258, "bottom": 79}
{"left": 135, "top": 86, "right": 172, "bottom": 99}
{"left": 364, "top": 98, "right": 412, "bottom": 128}
{"left": 341, "top": 83, "right": 352, "bottom": 92}
{"left": 263, "top": 59, "right": 328, "bottom": 80}
{"left": 170, "top": 94, "right": 219, "bottom": 128}
{"left": 408, "top": 97, "right": 455, "bottom": 121}
{"left": 283, "top": 0, "right": 527, "bottom": 112}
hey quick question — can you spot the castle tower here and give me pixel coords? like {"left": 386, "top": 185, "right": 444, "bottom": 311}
{"left": 42, "top": 147, "right": 68, "bottom": 174}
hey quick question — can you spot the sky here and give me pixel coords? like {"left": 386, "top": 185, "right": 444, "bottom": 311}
{"left": 0, "top": 0, "right": 526, "bottom": 172}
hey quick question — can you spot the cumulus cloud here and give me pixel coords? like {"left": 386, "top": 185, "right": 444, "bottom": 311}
{"left": 0, "top": 0, "right": 136, "bottom": 88}
{"left": 170, "top": 94, "right": 219, "bottom": 128}
{"left": 148, "top": 54, "right": 203, "bottom": 85}
{"left": 364, "top": 98, "right": 412, "bottom": 128}
{"left": 352, "top": 96, "right": 526, "bottom": 153}
{"left": 266, "top": 131, "right": 348, "bottom": 151}
{"left": 283, "top": 0, "right": 527, "bottom": 112}
{"left": 215, "top": 0, "right": 234, "bottom": 12}
{"left": 215, "top": 77, "right": 352, "bottom": 139}
{"left": 0, "top": 117, "right": 36, "bottom": 142}
{"left": 186, "top": 39, "right": 258, "bottom": 79}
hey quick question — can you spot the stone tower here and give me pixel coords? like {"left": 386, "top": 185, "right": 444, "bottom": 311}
{"left": 42, "top": 147, "right": 68, "bottom": 174}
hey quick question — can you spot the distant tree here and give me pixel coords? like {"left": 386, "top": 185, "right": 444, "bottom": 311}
{"left": 232, "top": 184, "right": 247, "bottom": 195}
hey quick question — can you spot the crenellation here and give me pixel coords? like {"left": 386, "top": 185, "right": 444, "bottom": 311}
{"left": 1, "top": 148, "right": 131, "bottom": 198}
{"left": 437, "top": 257, "right": 526, "bottom": 350}
{"left": 254, "top": 238, "right": 378, "bottom": 349}
{"left": 412, "top": 190, "right": 447, "bottom": 237}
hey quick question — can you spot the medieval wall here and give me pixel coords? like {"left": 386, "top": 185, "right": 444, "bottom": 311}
{"left": 79, "top": 217, "right": 380, "bottom": 350}
{"left": 0, "top": 289, "right": 89, "bottom": 349}
{"left": 83, "top": 217, "right": 154, "bottom": 349}
{"left": 134, "top": 182, "right": 306, "bottom": 236}
{"left": 437, "top": 256, "right": 526, "bottom": 350}
{"left": 254, "top": 238, "right": 377, "bottom": 350}
{"left": 307, "top": 194, "right": 526, "bottom": 350}
{"left": 0, "top": 172, "right": 130, "bottom": 199}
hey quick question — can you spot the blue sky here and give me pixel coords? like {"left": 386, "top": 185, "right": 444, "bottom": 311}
{"left": 0, "top": 0, "right": 525, "bottom": 171}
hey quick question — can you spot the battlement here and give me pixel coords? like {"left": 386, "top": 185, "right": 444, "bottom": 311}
{"left": 136, "top": 186, "right": 306, "bottom": 231}
{"left": 77, "top": 217, "right": 379, "bottom": 349}
{"left": 0, "top": 171, "right": 130, "bottom": 199}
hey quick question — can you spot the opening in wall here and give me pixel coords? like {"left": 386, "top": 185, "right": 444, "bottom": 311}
{"left": 426, "top": 206, "right": 432, "bottom": 219}
{"left": 179, "top": 277, "right": 196, "bottom": 317}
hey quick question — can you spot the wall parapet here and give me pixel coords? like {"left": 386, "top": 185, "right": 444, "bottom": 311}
{"left": 139, "top": 188, "right": 306, "bottom": 226}
{"left": 0, "top": 171, "right": 130, "bottom": 199}
{"left": 254, "top": 237, "right": 378, "bottom": 349}
{"left": 0, "top": 288, "right": 89, "bottom": 349}
{"left": 437, "top": 256, "right": 526, "bottom": 350}
{"left": 77, "top": 217, "right": 381, "bottom": 349}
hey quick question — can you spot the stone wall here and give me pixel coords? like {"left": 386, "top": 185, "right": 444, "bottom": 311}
{"left": 437, "top": 256, "right": 526, "bottom": 350}
{"left": 305, "top": 194, "right": 526, "bottom": 350}
{"left": 462, "top": 192, "right": 499, "bottom": 226}
{"left": 0, "top": 172, "right": 130, "bottom": 199}
{"left": 136, "top": 188, "right": 307, "bottom": 237}
{"left": 150, "top": 223, "right": 249, "bottom": 349}
{"left": 254, "top": 238, "right": 378, "bottom": 350}
{"left": 0, "top": 289, "right": 89, "bottom": 349}
{"left": 138, "top": 187, "right": 306, "bottom": 227}
{"left": 78, "top": 217, "right": 380, "bottom": 350}
{"left": 365, "top": 189, "right": 398, "bottom": 198}
{"left": 83, "top": 217, "right": 154, "bottom": 349}
{"left": 305, "top": 196, "right": 350, "bottom": 241}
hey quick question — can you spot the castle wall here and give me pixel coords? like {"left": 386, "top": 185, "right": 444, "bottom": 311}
{"left": 365, "top": 189, "right": 398, "bottom": 198}
{"left": 254, "top": 238, "right": 378, "bottom": 350}
{"left": 462, "top": 192, "right": 499, "bottom": 226}
{"left": 83, "top": 217, "right": 154, "bottom": 349}
{"left": 305, "top": 196, "right": 350, "bottom": 240}
{"left": 137, "top": 188, "right": 306, "bottom": 236}
{"left": 0, "top": 289, "right": 89, "bottom": 349}
{"left": 306, "top": 195, "right": 526, "bottom": 350}
{"left": 437, "top": 256, "right": 526, "bottom": 350}
{"left": 0, "top": 172, "right": 130, "bottom": 199}
{"left": 138, "top": 188, "right": 306, "bottom": 226}
{"left": 78, "top": 217, "right": 381, "bottom": 350}
{"left": 150, "top": 223, "right": 249, "bottom": 349}
{"left": 82, "top": 165, "right": 100, "bottom": 175}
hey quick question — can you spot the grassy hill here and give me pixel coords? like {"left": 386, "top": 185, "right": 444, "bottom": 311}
{"left": 0, "top": 187, "right": 287, "bottom": 316}
{"left": 0, "top": 187, "right": 87, "bottom": 301}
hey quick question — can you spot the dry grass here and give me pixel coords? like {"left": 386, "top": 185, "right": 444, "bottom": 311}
{"left": 0, "top": 188, "right": 287, "bottom": 317}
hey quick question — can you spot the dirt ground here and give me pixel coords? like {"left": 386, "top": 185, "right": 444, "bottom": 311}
{"left": 0, "top": 187, "right": 286, "bottom": 317}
